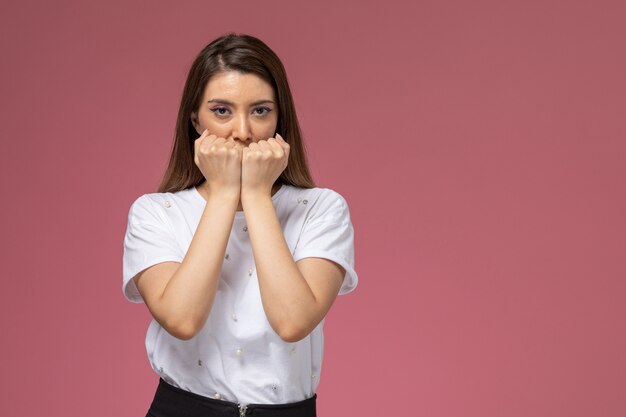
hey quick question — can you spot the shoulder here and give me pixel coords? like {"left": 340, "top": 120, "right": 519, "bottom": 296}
{"left": 282, "top": 185, "right": 348, "bottom": 204}
{"left": 280, "top": 185, "right": 351, "bottom": 224}
{"left": 127, "top": 190, "right": 188, "bottom": 224}
{"left": 127, "top": 193, "right": 161, "bottom": 217}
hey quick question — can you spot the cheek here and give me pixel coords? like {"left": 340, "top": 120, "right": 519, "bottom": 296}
{"left": 255, "top": 116, "right": 278, "bottom": 136}
{"left": 255, "top": 124, "right": 277, "bottom": 137}
{"left": 198, "top": 113, "right": 228, "bottom": 134}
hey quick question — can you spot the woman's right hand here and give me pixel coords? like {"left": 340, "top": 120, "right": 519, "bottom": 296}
{"left": 194, "top": 129, "right": 243, "bottom": 195}
{"left": 138, "top": 128, "right": 243, "bottom": 340}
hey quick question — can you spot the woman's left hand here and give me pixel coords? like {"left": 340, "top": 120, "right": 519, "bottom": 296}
{"left": 242, "top": 133, "right": 290, "bottom": 196}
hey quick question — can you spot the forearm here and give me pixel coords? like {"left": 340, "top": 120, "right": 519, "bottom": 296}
{"left": 242, "top": 191, "right": 318, "bottom": 341}
{"left": 158, "top": 190, "right": 238, "bottom": 337}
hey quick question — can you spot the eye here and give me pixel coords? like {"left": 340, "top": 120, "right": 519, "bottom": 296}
{"left": 253, "top": 107, "right": 272, "bottom": 116}
{"left": 210, "top": 106, "right": 230, "bottom": 117}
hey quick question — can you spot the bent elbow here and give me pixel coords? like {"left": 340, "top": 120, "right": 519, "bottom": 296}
{"left": 162, "top": 318, "right": 202, "bottom": 341}
{"left": 169, "top": 327, "right": 197, "bottom": 341}
{"left": 277, "top": 325, "right": 310, "bottom": 343}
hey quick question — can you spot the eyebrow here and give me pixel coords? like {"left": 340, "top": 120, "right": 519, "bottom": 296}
{"left": 207, "top": 99, "right": 275, "bottom": 106}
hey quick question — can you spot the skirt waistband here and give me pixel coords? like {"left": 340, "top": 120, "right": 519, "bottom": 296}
{"left": 146, "top": 378, "right": 317, "bottom": 417}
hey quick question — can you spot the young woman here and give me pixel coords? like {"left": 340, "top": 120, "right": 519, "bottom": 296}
{"left": 122, "top": 33, "right": 358, "bottom": 417}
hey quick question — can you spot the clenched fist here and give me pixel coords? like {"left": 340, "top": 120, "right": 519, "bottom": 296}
{"left": 194, "top": 129, "right": 243, "bottom": 195}
{"left": 242, "top": 133, "right": 290, "bottom": 196}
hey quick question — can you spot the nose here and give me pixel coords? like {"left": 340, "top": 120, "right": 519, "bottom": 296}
{"left": 231, "top": 114, "right": 252, "bottom": 143}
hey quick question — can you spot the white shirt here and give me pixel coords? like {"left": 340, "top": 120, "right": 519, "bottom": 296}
{"left": 122, "top": 184, "right": 357, "bottom": 405}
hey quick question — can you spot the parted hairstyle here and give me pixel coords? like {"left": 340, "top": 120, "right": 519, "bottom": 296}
{"left": 158, "top": 33, "right": 315, "bottom": 193}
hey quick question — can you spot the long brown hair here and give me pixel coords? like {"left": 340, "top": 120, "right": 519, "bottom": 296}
{"left": 158, "top": 33, "right": 315, "bottom": 193}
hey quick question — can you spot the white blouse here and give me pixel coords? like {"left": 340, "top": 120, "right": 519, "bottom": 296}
{"left": 122, "top": 184, "right": 358, "bottom": 406}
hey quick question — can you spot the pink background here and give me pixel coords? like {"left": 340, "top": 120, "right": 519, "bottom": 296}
{"left": 1, "top": 0, "right": 625, "bottom": 416}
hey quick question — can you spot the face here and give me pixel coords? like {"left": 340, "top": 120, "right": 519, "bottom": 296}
{"left": 191, "top": 71, "right": 278, "bottom": 147}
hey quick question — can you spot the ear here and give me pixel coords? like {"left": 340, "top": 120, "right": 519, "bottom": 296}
{"left": 190, "top": 111, "right": 202, "bottom": 135}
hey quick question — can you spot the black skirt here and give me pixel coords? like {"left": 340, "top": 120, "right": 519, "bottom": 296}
{"left": 146, "top": 378, "right": 317, "bottom": 417}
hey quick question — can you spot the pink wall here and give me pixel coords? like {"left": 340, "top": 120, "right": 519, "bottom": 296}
{"left": 1, "top": 0, "right": 624, "bottom": 416}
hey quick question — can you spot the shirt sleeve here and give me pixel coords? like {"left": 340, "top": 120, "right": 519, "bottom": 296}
{"left": 122, "top": 195, "right": 184, "bottom": 303}
{"left": 293, "top": 190, "right": 358, "bottom": 295}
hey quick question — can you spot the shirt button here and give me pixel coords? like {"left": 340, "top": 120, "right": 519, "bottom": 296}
{"left": 232, "top": 313, "right": 238, "bottom": 322}
{"left": 248, "top": 268, "right": 253, "bottom": 276}
{"left": 214, "top": 392, "right": 221, "bottom": 400}
{"left": 290, "top": 347, "right": 296, "bottom": 354}
{"left": 271, "top": 384, "right": 278, "bottom": 391}
{"left": 225, "top": 253, "right": 230, "bottom": 260}
{"left": 243, "top": 225, "right": 248, "bottom": 232}
{"left": 236, "top": 347, "right": 243, "bottom": 356}
{"left": 198, "top": 359, "right": 202, "bottom": 366}
{"left": 164, "top": 201, "right": 171, "bottom": 208}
